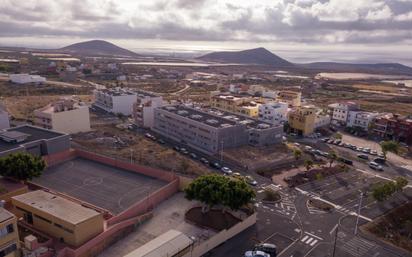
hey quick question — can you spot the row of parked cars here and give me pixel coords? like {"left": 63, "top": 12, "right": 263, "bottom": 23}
{"left": 322, "top": 137, "right": 386, "bottom": 171}
{"left": 145, "top": 133, "right": 258, "bottom": 186}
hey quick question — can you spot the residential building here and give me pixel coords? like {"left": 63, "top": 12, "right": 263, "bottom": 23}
{"left": 9, "top": 74, "right": 46, "bottom": 84}
{"left": 314, "top": 110, "right": 331, "bottom": 129}
{"left": 258, "top": 102, "right": 288, "bottom": 125}
{"left": 153, "top": 105, "right": 283, "bottom": 155}
{"left": 0, "top": 104, "right": 10, "bottom": 130}
{"left": 329, "top": 102, "right": 360, "bottom": 126}
{"left": 210, "top": 95, "right": 260, "bottom": 118}
{"left": 347, "top": 111, "right": 380, "bottom": 131}
{"left": 12, "top": 190, "right": 104, "bottom": 247}
{"left": 132, "top": 91, "right": 165, "bottom": 129}
{"left": 277, "top": 91, "right": 301, "bottom": 107}
{"left": 247, "top": 85, "right": 265, "bottom": 96}
{"left": 288, "top": 106, "right": 316, "bottom": 136}
{"left": 372, "top": 114, "right": 412, "bottom": 145}
{"left": 0, "top": 206, "right": 20, "bottom": 257}
{"left": 0, "top": 125, "right": 70, "bottom": 157}
{"left": 93, "top": 88, "right": 137, "bottom": 115}
{"left": 34, "top": 98, "right": 91, "bottom": 134}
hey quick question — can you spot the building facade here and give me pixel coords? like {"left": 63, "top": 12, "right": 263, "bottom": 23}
{"left": 0, "top": 106, "right": 10, "bottom": 130}
{"left": 210, "top": 95, "right": 260, "bottom": 118}
{"left": 288, "top": 106, "right": 316, "bottom": 136}
{"left": 93, "top": 88, "right": 137, "bottom": 115}
{"left": 258, "top": 102, "right": 288, "bottom": 125}
{"left": 12, "top": 191, "right": 104, "bottom": 247}
{"left": 329, "top": 102, "right": 360, "bottom": 126}
{"left": 0, "top": 207, "right": 20, "bottom": 257}
{"left": 372, "top": 114, "right": 412, "bottom": 145}
{"left": 153, "top": 105, "right": 283, "bottom": 155}
{"left": 314, "top": 111, "right": 331, "bottom": 129}
{"left": 277, "top": 91, "right": 301, "bottom": 107}
{"left": 347, "top": 111, "right": 380, "bottom": 131}
{"left": 34, "top": 99, "right": 91, "bottom": 134}
{"left": 132, "top": 91, "right": 164, "bottom": 129}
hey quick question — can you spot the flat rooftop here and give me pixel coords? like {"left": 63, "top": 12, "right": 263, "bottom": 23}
{"left": 95, "top": 88, "right": 136, "bottom": 96}
{"left": 0, "top": 125, "right": 65, "bottom": 152}
{"left": 0, "top": 207, "right": 14, "bottom": 223}
{"left": 160, "top": 105, "right": 237, "bottom": 129}
{"left": 12, "top": 190, "right": 100, "bottom": 225}
{"left": 136, "top": 90, "right": 158, "bottom": 98}
{"left": 32, "top": 158, "right": 167, "bottom": 214}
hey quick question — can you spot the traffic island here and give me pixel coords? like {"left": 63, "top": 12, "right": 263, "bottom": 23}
{"left": 307, "top": 198, "right": 334, "bottom": 212}
{"left": 262, "top": 189, "right": 282, "bottom": 204}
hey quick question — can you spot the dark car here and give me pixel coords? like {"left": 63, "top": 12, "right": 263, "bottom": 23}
{"left": 189, "top": 153, "right": 198, "bottom": 159}
{"left": 210, "top": 162, "right": 222, "bottom": 169}
{"left": 157, "top": 139, "right": 165, "bottom": 144}
{"left": 254, "top": 243, "right": 277, "bottom": 257}
{"left": 357, "top": 154, "right": 369, "bottom": 160}
{"left": 339, "top": 158, "right": 353, "bottom": 165}
{"left": 173, "top": 146, "right": 180, "bottom": 151}
{"left": 373, "top": 157, "right": 386, "bottom": 164}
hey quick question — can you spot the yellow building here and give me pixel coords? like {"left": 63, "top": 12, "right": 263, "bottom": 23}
{"left": 12, "top": 191, "right": 103, "bottom": 247}
{"left": 277, "top": 91, "right": 301, "bottom": 107}
{"left": 210, "top": 95, "right": 260, "bottom": 118}
{"left": 288, "top": 106, "right": 316, "bottom": 136}
{"left": 0, "top": 207, "right": 20, "bottom": 257}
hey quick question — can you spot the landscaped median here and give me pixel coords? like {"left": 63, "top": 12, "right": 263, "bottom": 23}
{"left": 307, "top": 198, "right": 334, "bottom": 212}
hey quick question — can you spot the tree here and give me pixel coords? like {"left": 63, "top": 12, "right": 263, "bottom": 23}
{"left": 293, "top": 149, "right": 302, "bottom": 161}
{"left": 185, "top": 174, "right": 255, "bottom": 213}
{"left": 380, "top": 140, "right": 399, "bottom": 159}
{"left": 304, "top": 159, "right": 314, "bottom": 171}
{"left": 329, "top": 151, "right": 337, "bottom": 168}
{"left": 334, "top": 132, "right": 342, "bottom": 140}
{"left": 372, "top": 177, "right": 407, "bottom": 202}
{"left": 395, "top": 177, "right": 408, "bottom": 191}
{"left": 0, "top": 152, "right": 46, "bottom": 181}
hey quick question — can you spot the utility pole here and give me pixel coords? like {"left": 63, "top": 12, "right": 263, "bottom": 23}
{"left": 354, "top": 190, "right": 364, "bottom": 235}
{"left": 220, "top": 140, "right": 224, "bottom": 163}
{"left": 331, "top": 223, "right": 339, "bottom": 257}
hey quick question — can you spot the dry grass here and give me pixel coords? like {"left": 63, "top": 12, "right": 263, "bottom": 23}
{"left": 353, "top": 84, "right": 406, "bottom": 93}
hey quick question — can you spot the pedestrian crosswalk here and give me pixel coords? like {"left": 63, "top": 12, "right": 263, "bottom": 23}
{"left": 300, "top": 232, "right": 322, "bottom": 246}
{"left": 335, "top": 205, "right": 354, "bottom": 215}
{"left": 258, "top": 185, "right": 297, "bottom": 218}
{"left": 340, "top": 235, "right": 376, "bottom": 257}
{"left": 307, "top": 203, "right": 328, "bottom": 215}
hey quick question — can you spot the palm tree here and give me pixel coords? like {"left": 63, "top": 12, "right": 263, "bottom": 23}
{"left": 293, "top": 149, "right": 302, "bottom": 161}
{"left": 304, "top": 159, "right": 314, "bottom": 171}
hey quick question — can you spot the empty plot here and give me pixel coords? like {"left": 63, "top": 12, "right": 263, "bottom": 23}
{"left": 33, "top": 158, "right": 167, "bottom": 214}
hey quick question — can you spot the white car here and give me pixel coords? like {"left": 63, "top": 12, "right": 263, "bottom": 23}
{"left": 244, "top": 251, "right": 270, "bottom": 257}
{"left": 221, "top": 167, "right": 233, "bottom": 175}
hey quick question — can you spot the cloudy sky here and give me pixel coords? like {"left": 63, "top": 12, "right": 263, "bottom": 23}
{"left": 1, "top": 0, "right": 412, "bottom": 63}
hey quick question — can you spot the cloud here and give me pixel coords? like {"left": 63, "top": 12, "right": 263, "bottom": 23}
{"left": 0, "top": 0, "right": 411, "bottom": 45}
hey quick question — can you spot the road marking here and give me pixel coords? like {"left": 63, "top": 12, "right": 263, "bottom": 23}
{"left": 310, "top": 239, "right": 318, "bottom": 246}
{"left": 306, "top": 238, "right": 314, "bottom": 244}
{"left": 301, "top": 235, "right": 309, "bottom": 242}
{"left": 304, "top": 232, "right": 323, "bottom": 240}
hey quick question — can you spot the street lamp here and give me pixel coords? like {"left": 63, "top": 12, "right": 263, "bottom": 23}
{"left": 354, "top": 190, "right": 365, "bottom": 235}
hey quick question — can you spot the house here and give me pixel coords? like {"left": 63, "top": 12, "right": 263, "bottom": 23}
{"left": 347, "top": 111, "right": 380, "bottom": 132}
{"left": 258, "top": 102, "right": 288, "bottom": 125}
{"left": 0, "top": 206, "right": 20, "bottom": 257}
{"left": 277, "top": 91, "right": 301, "bottom": 107}
{"left": 210, "top": 95, "right": 261, "bottom": 118}
{"left": 93, "top": 88, "right": 137, "bottom": 116}
{"left": 34, "top": 98, "right": 90, "bottom": 134}
{"left": 132, "top": 91, "right": 165, "bottom": 129}
{"left": 288, "top": 106, "right": 316, "bottom": 136}
{"left": 328, "top": 102, "right": 360, "bottom": 126}
{"left": 9, "top": 74, "right": 46, "bottom": 84}
{"left": 314, "top": 110, "right": 331, "bottom": 129}
{"left": 12, "top": 190, "right": 104, "bottom": 247}
{"left": 372, "top": 114, "right": 412, "bottom": 145}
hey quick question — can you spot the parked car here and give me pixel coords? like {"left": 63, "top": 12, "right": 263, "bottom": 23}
{"left": 244, "top": 251, "right": 270, "bottom": 257}
{"left": 362, "top": 148, "right": 370, "bottom": 154}
{"left": 253, "top": 243, "right": 277, "bottom": 257}
{"left": 200, "top": 157, "right": 209, "bottom": 165}
{"left": 210, "top": 162, "right": 222, "bottom": 169}
{"left": 145, "top": 133, "right": 155, "bottom": 140}
{"left": 221, "top": 166, "right": 233, "bottom": 175}
{"left": 321, "top": 138, "right": 329, "bottom": 142}
{"left": 369, "top": 161, "right": 383, "bottom": 171}
{"left": 370, "top": 150, "right": 378, "bottom": 155}
{"left": 189, "top": 153, "right": 198, "bottom": 159}
{"left": 232, "top": 172, "right": 242, "bottom": 179}
{"left": 339, "top": 158, "right": 353, "bottom": 165}
{"left": 157, "top": 139, "right": 165, "bottom": 144}
{"left": 357, "top": 154, "right": 369, "bottom": 160}
{"left": 304, "top": 146, "right": 313, "bottom": 151}
{"left": 373, "top": 157, "right": 386, "bottom": 164}
{"left": 180, "top": 148, "right": 189, "bottom": 155}
{"left": 245, "top": 176, "right": 258, "bottom": 186}
{"left": 356, "top": 147, "right": 364, "bottom": 152}
{"left": 378, "top": 152, "right": 385, "bottom": 158}
{"left": 333, "top": 140, "right": 341, "bottom": 145}
{"left": 173, "top": 146, "right": 180, "bottom": 151}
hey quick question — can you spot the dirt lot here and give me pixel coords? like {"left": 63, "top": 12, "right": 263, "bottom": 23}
{"left": 72, "top": 124, "right": 211, "bottom": 176}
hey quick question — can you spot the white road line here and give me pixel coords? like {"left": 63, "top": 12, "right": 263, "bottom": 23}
{"left": 310, "top": 239, "right": 318, "bottom": 246}
{"left": 301, "top": 235, "right": 309, "bottom": 242}
{"left": 304, "top": 232, "right": 323, "bottom": 240}
{"left": 305, "top": 238, "right": 314, "bottom": 244}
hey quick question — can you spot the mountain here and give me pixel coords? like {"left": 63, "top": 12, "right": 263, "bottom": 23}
{"left": 197, "top": 47, "right": 293, "bottom": 67}
{"left": 59, "top": 40, "right": 139, "bottom": 57}
{"left": 300, "top": 62, "right": 412, "bottom": 75}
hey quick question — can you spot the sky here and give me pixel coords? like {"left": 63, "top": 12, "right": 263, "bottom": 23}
{"left": 1, "top": 0, "right": 412, "bottom": 64}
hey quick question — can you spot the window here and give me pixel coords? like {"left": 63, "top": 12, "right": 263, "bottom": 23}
{"left": 0, "top": 243, "right": 17, "bottom": 257}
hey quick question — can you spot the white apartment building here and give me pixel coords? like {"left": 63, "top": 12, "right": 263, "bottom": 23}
{"left": 0, "top": 104, "right": 10, "bottom": 130}
{"left": 132, "top": 91, "right": 165, "bottom": 129}
{"left": 314, "top": 111, "right": 331, "bottom": 129}
{"left": 34, "top": 99, "right": 91, "bottom": 134}
{"left": 347, "top": 111, "right": 380, "bottom": 131}
{"left": 9, "top": 74, "right": 46, "bottom": 84}
{"left": 258, "top": 102, "right": 288, "bottom": 125}
{"left": 329, "top": 102, "right": 360, "bottom": 125}
{"left": 93, "top": 88, "right": 137, "bottom": 115}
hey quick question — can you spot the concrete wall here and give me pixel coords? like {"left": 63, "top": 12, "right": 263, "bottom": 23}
{"left": 188, "top": 212, "right": 257, "bottom": 257}
{"left": 50, "top": 107, "right": 91, "bottom": 134}
{"left": 112, "top": 95, "right": 136, "bottom": 116}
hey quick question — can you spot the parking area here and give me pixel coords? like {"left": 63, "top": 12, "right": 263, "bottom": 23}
{"left": 32, "top": 158, "right": 167, "bottom": 214}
